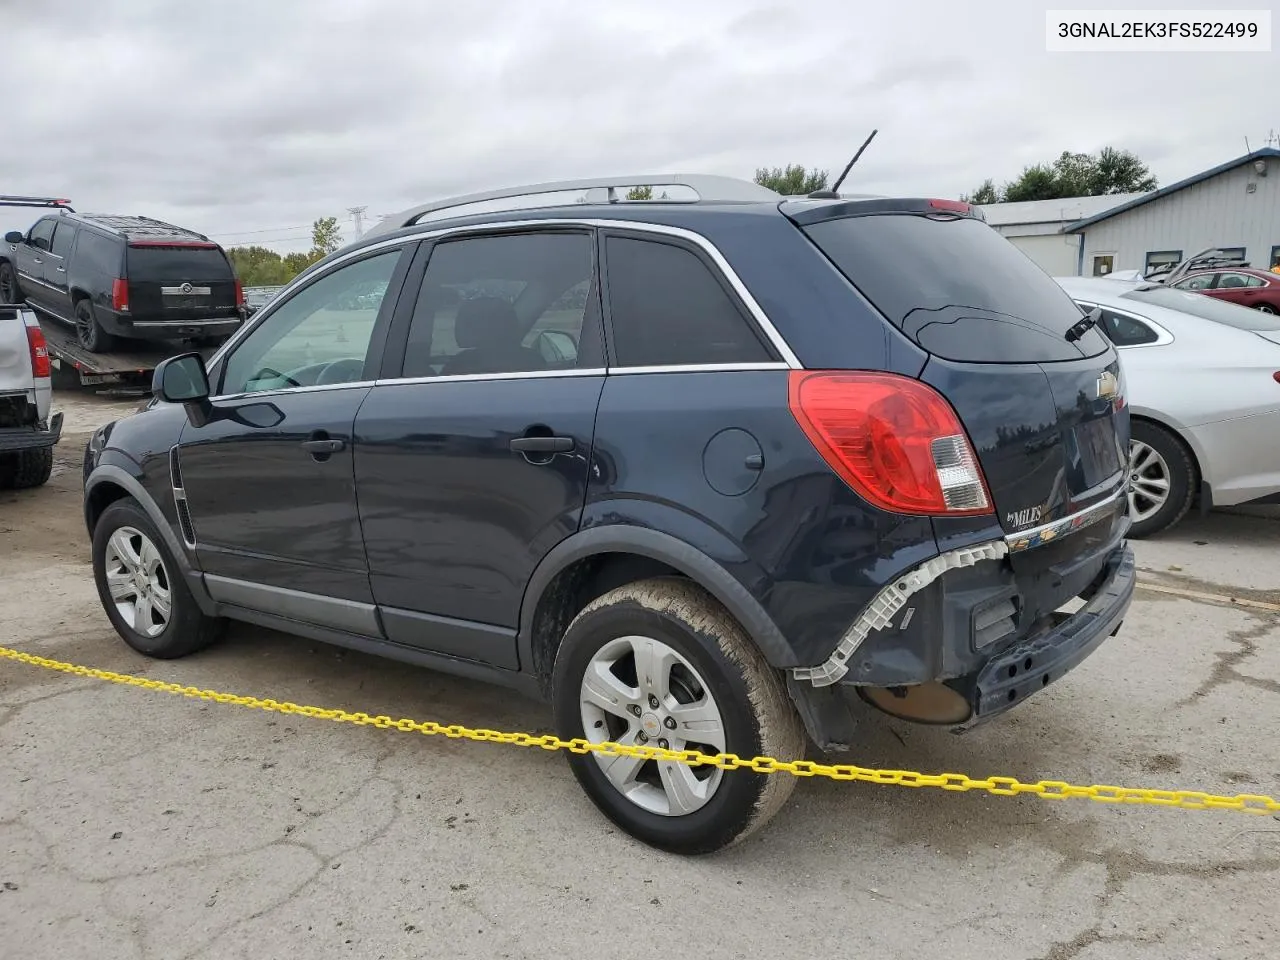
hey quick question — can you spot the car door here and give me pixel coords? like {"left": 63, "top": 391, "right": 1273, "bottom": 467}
{"left": 354, "top": 228, "right": 606, "bottom": 668}
{"left": 1206, "top": 272, "right": 1258, "bottom": 306}
{"left": 12, "top": 218, "right": 57, "bottom": 310}
{"left": 176, "top": 243, "right": 415, "bottom": 632}
{"left": 44, "top": 219, "right": 77, "bottom": 319}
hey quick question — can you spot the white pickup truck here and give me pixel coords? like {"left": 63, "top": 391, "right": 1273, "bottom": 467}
{"left": 0, "top": 302, "right": 61, "bottom": 488}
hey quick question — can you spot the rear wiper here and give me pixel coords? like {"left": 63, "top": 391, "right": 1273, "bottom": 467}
{"left": 1065, "top": 306, "right": 1101, "bottom": 343}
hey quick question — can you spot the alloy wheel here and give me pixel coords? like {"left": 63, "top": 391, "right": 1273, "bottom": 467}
{"left": 1128, "top": 440, "right": 1171, "bottom": 523}
{"left": 579, "top": 634, "right": 727, "bottom": 817}
{"left": 103, "top": 526, "right": 173, "bottom": 638}
{"left": 1256, "top": 304, "right": 1276, "bottom": 314}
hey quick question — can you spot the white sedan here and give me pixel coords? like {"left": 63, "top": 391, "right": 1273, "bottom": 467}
{"left": 1055, "top": 276, "right": 1280, "bottom": 537}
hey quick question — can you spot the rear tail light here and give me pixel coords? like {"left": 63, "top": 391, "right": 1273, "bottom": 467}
{"left": 234, "top": 278, "right": 246, "bottom": 307}
{"left": 1273, "top": 371, "right": 1280, "bottom": 384}
{"left": 788, "top": 370, "right": 992, "bottom": 515}
{"left": 26, "top": 323, "right": 51, "bottom": 378}
{"left": 111, "top": 278, "right": 129, "bottom": 312}
{"left": 928, "top": 198, "right": 972, "bottom": 215}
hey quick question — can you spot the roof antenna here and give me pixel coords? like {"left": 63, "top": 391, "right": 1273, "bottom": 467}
{"left": 809, "top": 129, "right": 879, "bottom": 199}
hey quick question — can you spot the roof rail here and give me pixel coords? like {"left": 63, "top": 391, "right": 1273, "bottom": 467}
{"left": 365, "top": 174, "right": 781, "bottom": 239}
{"left": 0, "top": 195, "right": 74, "bottom": 211}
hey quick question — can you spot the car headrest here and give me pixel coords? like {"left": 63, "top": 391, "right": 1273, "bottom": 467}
{"left": 454, "top": 297, "right": 519, "bottom": 348}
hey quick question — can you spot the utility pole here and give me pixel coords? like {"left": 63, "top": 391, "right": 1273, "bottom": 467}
{"left": 347, "top": 205, "right": 368, "bottom": 239}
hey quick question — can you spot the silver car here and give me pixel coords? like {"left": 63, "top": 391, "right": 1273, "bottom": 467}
{"left": 1056, "top": 276, "right": 1280, "bottom": 536}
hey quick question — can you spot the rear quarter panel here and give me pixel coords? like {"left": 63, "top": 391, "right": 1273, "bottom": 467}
{"left": 585, "top": 370, "right": 939, "bottom": 666}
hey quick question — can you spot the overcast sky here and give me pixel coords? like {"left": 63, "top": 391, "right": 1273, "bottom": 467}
{"left": 4, "top": 0, "right": 1276, "bottom": 252}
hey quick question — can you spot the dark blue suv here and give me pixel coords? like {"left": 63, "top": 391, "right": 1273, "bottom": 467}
{"left": 82, "top": 175, "right": 1134, "bottom": 853}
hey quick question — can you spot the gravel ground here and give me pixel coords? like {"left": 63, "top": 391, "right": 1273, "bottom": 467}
{"left": 1, "top": 390, "right": 1277, "bottom": 960}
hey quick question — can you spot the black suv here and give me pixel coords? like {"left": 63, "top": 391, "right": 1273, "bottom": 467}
{"left": 1, "top": 211, "right": 245, "bottom": 353}
{"left": 81, "top": 175, "right": 1135, "bottom": 854}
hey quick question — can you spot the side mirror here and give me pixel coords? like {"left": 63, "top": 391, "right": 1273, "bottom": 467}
{"left": 153, "top": 353, "right": 213, "bottom": 425}
{"left": 534, "top": 329, "right": 579, "bottom": 365}
{"left": 4, "top": 231, "right": 22, "bottom": 244}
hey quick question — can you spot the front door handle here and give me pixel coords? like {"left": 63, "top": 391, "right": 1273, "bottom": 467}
{"left": 510, "top": 436, "right": 574, "bottom": 454}
{"left": 31, "top": 258, "right": 42, "bottom": 265}
{"left": 301, "top": 437, "right": 345, "bottom": 457}
{"left": 55, "top": 266, "right": 66, "bottom": 273}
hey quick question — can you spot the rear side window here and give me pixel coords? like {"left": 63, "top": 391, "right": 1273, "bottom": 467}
{"left": 1097, "top": 308, "right": 1159, "bottom": 346}
{"left": 802, "top": 214, "right": 1110, "bottom": 361}
{"left": 603, "top": 236, "right": 773, "bottom": 367}
{"left": 76, "top": 232, "right": 122, "bottom": 274}
{"left": 1122, "top": 285, "right": 1280, "bottom": 332}
{"left": 50, "top": 222, "right": 76, "bottom": 257}
{"left": 126, "top": 245, "right": 233, "bottom": 282}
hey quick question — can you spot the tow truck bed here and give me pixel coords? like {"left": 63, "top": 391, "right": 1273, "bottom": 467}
{"left": 39, "top": 314, "right": 217, "bottom": 396}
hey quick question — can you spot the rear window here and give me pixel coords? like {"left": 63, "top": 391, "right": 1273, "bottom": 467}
{"left": 803, "top": 214, "right": 1109, "bottom": 362}
{"left": 126, "top": 245, "right": 233, "bottom": 282}
{"left": 1122, "top": 285, "right": 1280, "bottom": 331}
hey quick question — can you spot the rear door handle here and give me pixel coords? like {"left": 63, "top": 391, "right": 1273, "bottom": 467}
{"left": 31, "top": 258, "right": 42, "bottom": 265}
{"left": 510, "top": 436, "right": 574, "bottom": 453}
{"left": 55, "top": 266, "right": 66, "bottom": 273}
{"left": 301, "top": 438, "right": 345, "bottom": 454}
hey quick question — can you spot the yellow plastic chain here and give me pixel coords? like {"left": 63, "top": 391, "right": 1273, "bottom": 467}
{"left": 3, "top": 644, "right": 1277, "bottom": 815}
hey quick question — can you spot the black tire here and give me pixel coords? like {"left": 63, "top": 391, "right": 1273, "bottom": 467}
{"left": 0, "top": 447, "right": 54, "bottom": 489}
{"left": 92, "top": 497, "right": 225, "bottom": 658}
{"left": 0, "top": 261, "right": 20, "bottom": 304}
{"left": 1128, "top": 420, "right": 1197, "bottom": 538}
{"left": 75, "top": 298, "right": 116, "bottom": 354}
{"left": 552, "top": 577, "right": 805, "bottom": 854}
{"left": 1255, "top": 304, "right": 1276, "bottom": 314}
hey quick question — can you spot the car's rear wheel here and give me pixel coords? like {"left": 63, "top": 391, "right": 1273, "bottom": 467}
{"left": 0, "top": 261, "right": 20, "bottom": 304}
{"left": 92, "top": 497, "right": 224, "bottom": 658}
{"left": 1127, "top": 421, "right": 1196, "bottom": 538}
{"left": 75, "top": 299, "right": 116, "bottom": 354}
{"left": 1255, "top": 303, "right": 1276, "bottom": 314}
{"left": 0, "top": 447, "right": 54, "bottom": 489}
{"left": 552, "top": 577, "right": 805, "bottom": 855}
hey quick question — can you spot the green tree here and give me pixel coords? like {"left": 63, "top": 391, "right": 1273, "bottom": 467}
{"left": 961, "top": 179, "right": 1000, "bottom": 205}
{"left": 311, "top": 216, "right": 342, "bottom": 258}
{"left": 966, "top": 147, "right": 1157, "bottom": 204}
{"left": 625, "top": 185, "right": 654, "bottom": 200}
{"left": 225, "top": 245, "right": 290, "bottom": 286}
{"left": 283, "top": 251, "right": 314, "bottom": 276}
{"left": 754, "top": 164, "right": 829, "bottom": 196}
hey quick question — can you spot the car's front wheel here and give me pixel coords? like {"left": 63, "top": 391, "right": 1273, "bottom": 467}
{"left": 1255, "top": 303, "right": 1276, "bottom": 314}
{"left": 552, "top": 577, "right": 805, "bottom": 855}
{"left": 0, "top": 261, "right": 21, "bottom": 304}
{"left": 92, "top": 497, "right": 224, "bottom": 658}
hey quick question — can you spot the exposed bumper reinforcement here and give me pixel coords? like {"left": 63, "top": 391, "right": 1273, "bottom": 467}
{"left": 792, "top": 540, "right": 1009, "bottom": 687}
{"left": 0, "top": 410, "right": 63, "bottom": 452}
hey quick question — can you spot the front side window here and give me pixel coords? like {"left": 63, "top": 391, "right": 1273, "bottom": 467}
{"left": 28, "top": 219, "right": 56, "bottom": 251}
{"left": 400, "top": 231, "right": 600, "bottom": 379}
{"left": 219, "top": 249, "right": 402, "bottom": 395}
{"left": 1174, "top": 274, "right": 1215, "bottom": 291}
{"left": 603, "top": 235, "right": 773, "bottom": 367}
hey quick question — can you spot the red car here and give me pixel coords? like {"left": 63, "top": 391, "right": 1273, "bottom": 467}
{"left": 1170, "top": 267, "right": 1280, "bottom": 313}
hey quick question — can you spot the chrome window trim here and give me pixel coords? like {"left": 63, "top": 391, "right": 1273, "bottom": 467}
{"left": 211, "top": 380, "right": 376, "bottom": 404}
{"left": 373, "top": 368, "right": 606, "bottom": 388}
{"left": 204, "top": 218, "right": 805, "bottom": 383}
{"left": 1072, "top": 299, "right": 1174, "bottom": 348}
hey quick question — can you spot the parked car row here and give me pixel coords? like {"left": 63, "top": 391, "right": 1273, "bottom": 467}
{"left": 1055, "top": 275, "right": 1280, "bottom": 536}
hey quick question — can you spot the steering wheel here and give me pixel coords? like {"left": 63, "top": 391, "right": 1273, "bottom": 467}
{"left": 251, "top": 366, "right": 302, "bottom": 388}
{"left": 313, "top": 357, "right": 367, "bottom": 385}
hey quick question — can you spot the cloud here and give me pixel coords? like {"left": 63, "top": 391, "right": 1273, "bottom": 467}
{"left": 2, "top": 0, "right": 1273, "bottom": 250}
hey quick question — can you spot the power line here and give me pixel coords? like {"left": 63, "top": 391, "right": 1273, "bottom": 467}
{"left": 207, "top": 223, "right": 313, "bottom": 239}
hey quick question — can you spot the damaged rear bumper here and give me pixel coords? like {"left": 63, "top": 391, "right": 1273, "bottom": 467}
{"left": 0, "top": 411, "right": 63, "bottom": 452}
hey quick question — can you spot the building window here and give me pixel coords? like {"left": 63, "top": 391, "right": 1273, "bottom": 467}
{"left": 1144, "top": 250, "right": 1182, "bottom": 277}
{"left": 1217, "top": 247, "right": 1246, "bottom": 262}
{"left": 1271, "top": 245, "right": 1280, "bottom": 269}
{"left": 1092, "top": 254, "right": 1114, "bottom": 276}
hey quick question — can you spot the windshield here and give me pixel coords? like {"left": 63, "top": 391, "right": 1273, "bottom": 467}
{"left": 1122, "top": 285, "right": 1280, "bottom": 331}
